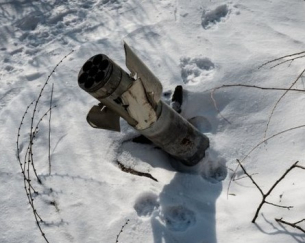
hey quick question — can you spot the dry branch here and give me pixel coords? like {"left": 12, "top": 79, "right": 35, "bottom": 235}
{"left": 28, "top": 50, "right": 74, "bottom": 182}
{"left": 258, "top": 51, "right": 305, "bottom": 69}
{"left": 263, "top": 68, "right": 305, "bottom": 138}
{"left": 117, "top": 160, "right": 158, "bottom": 182}
{"left": 211, "top": 51, "right": 305, "bottom": 135}
{"left": 236, "top": 160, "right": 305, "bottom": 223}
{"left": 275, "top": 218, "right": 305, "bottom": 234}
{"left": 227, "top": 124, "right": 305, "bottom": 198}
{"left": 49, "top": 84, "right": 54, "bottom": 175}
{"left": 269, "top": 54, "right": 305, "bottom": 69}
{"left": 210, "top": 84, "right": 305, "bottom": 124}
{"left": 256, "top": 51, "right": 305, "bottom": 137}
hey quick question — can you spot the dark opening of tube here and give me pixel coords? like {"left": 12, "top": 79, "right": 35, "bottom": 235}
{"left": 99, "top": 60, "right": 109, "bottom": 70}
{"left": 83, "top": 61, "right": 92, "bottom": 72}
{"left": 89, "top": 66, "right": 98, "bottom": 76}
{"left": 93, "top": 54, "right": 103, "bottom": 65}
{"left": 85, "top": 78, "right": 94, "bottom": 89}
{"left": 95, "top": 72, "right": 105, "bottom": 83}
{"left": 79, "top": 73, "right": 88, "bottom": 84}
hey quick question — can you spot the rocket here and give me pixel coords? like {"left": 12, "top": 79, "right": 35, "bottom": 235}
{"left": 77, "top": 43, "right": 209, "bottom": 166}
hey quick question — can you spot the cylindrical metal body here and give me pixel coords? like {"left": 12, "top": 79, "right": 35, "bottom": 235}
{"left": 141, "top": 101, "right": 209, "bottom": 166}
{"left": 78, "top": 53, "right": 209, "bottom": 166}
{"left": 78, "top": 54, "right": 133, "bottom": 99}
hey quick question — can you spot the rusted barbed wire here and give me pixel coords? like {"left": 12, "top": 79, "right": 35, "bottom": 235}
{"left": 116, "top": 219, "right": 130, "bottom": 243}
{"left": 16, "top": 50, "right": 74, "bottom": 243}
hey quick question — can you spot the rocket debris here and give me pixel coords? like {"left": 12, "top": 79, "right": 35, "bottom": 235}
{"left": 78, "top": 43, "right": 209, "bottom": 166}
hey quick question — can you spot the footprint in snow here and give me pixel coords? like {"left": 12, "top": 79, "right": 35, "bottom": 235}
{"left": 0, "top": 88, "right": 23, "bottom": 112}
{"left": 180, "top": 57, "right": 215, "bottom": 84}
{"left": 189, "top": 116, "right": 213, "bottom": 134}
{"left": 134, "top": 192, "right": 160, "bottom": 218}
{"left": 161, "top": 205, "right": 196, "bottom": 232}
{"left": 201, "top": 4, "right": 230, "bottom": 29}
{"left": 15, "top": 13, "right": 41, "bottom": 31}
{"left": 200, "top": 152, "right": 227, "bottom": 183}
{"left": 25, "top": 72, "right": 44, "bottom": 82}
{"left": 171, "top": 149, "right": 227, "bottom": 182}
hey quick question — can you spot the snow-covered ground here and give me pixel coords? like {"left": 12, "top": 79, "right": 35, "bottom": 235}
{"left": 1, "top": 0, "right": 305, "bottom": 242}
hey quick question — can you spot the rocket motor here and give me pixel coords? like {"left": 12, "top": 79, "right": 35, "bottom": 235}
{"left": 77, "top": 43, "right": 209, "bottom": 166}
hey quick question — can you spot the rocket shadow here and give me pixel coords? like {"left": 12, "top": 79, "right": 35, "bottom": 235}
{"left": 151, "top": 171, "right": 222, "bottom": 243}
{"left": 116, "top": 134, "right": 177, "bottom": 172}
{"left": 118, "top": 126, "right": 225, "bottom": 243}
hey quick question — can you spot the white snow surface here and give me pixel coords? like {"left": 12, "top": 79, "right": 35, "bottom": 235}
{"left": 1, "top": 0, "right": 305, "bottom": 242}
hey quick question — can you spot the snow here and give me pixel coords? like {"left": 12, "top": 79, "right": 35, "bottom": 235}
{"left": 1, "top": 0, "right": 305, "bottom": 242}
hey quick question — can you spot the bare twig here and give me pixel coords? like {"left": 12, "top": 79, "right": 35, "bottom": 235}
{"left": 236, "top": 159, "right": 264, "bottom": 196}
{"left": 210, "top": 88, "right": 231, "bottom": 124}
{"left": 258, "top": 51, "right": 305, "bottom": 69}
{"left": 211, "top": 51, "right": 305, "bottom": 131}
{"left": 295, "top": 219, "right": 305, "bottom": 225}
{"left": 257, "top": 51, "right": 305, "bottom": 137}
{"left": 29, "top": 50, "right": 74, "bottom": 182}
{"left": 227, "top": 124, "right": 305, "bottom": 198}
{"left": 20, "top": 107, "right": 56, "bottom": 242}
{"left": 23, "top": 107, "right": 55, "bottom": 191}
{"left": 270, "top": 54, "right": 305, "bottom": 69}
{"left": 116, "top": 219, "right": 130, "bottom": 243}
{"left": 264, "top": 201, "right": 293, "bottom": 210}
{"left": 211, "top": 84, "right": 305, "bottom": 93}
{"left": 275, "top": 218, "right": 305, "bottom": 234}
{"left": 243, "top": 124, "right": 305, "bottom": 164}
{"left": 264, "top": 68, "right": 305, "bottom": 138}
{"left": 236, "top": 160, "right": 305, "bottom": 223}
{"left": 49, "top": 84, "right": 54, "bottom": 175}
{"left": 210, "top": 84, "right": 305, "bottom": 124}
{"left": 233, "top": 173, "right": 259, "bottom": 181}
{"left": 117, "top": 160, "right": 158, "bottom": 182}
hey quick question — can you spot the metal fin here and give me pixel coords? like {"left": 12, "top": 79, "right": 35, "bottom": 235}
{"left": 124, "top": 42, "right": 163, "bottom": 108}
{"left": 86, "top": 104, "right": 121, "bottom": 132}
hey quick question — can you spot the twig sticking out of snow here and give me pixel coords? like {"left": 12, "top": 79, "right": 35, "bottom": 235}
{"left": 28, "top": 49, "right": 74, "bottom": 183}
{"left": 263, "top": 68, "right": 305, "bottom": 138}
{"left": 275, "top": 218, "right": 305, "bottom": 234}
{"left": 49, "top": 83, "right": 54, "bottom": 175}
{"left": 258, "top": 51, "right": 305, "bottom": 69}
{"left": 268, "top": 54, "right": 305, "bottom": 69}
{"left": 211, "top": 84, "right": 305, "bottom": 124}
{"left": 227, "top": 124, "right": 305, "bottom": 198}
{"left": 236, "top": 160, "right": 305, "bottom": 223}
{"left": 116, "top": 219, "right": 130, "bottom": 243}
{"left": 117, "top": 160, "right": 158, "bottom": 182}
{"left": 211, "top": 51, "right": 305, "bottom": 138}
{"left": 257, "top": 51, "right": 305, "bottom": 138}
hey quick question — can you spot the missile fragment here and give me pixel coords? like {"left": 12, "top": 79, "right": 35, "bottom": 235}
{"left": 78, "top": 43, "right": 209, "bottom": 166}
